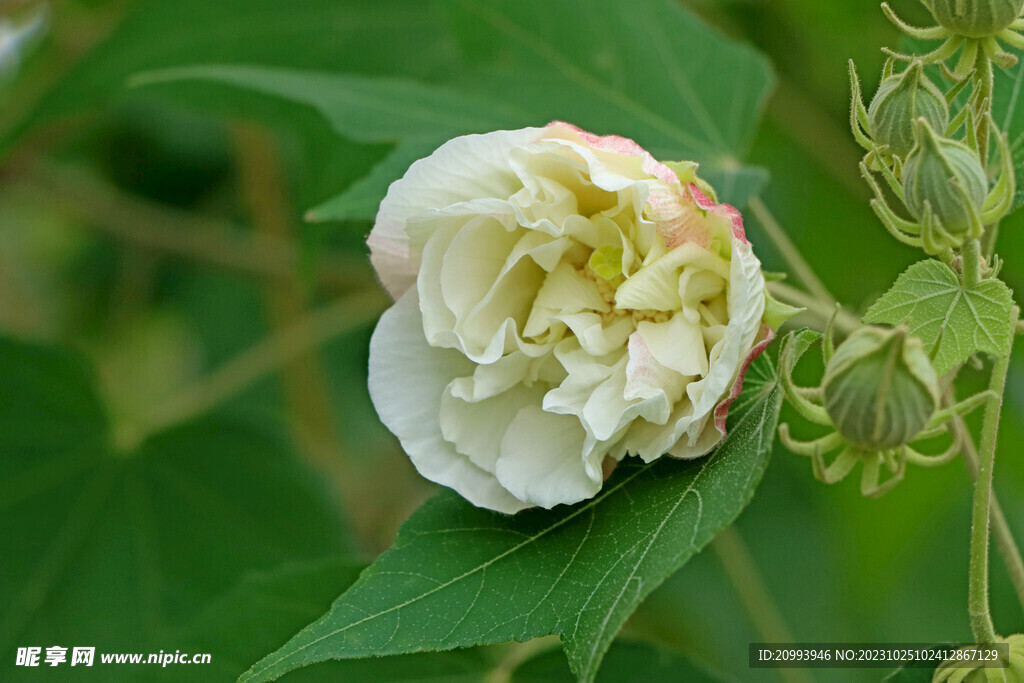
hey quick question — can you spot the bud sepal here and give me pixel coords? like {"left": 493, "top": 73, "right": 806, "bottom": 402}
{"left": 777, "top": 326, "right": 993, "bottom": 497}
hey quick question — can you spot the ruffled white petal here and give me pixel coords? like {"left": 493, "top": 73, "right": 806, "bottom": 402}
{"left": 368, "top": 289, "right": 528, "bottom": 514}
{"left": 495, "top": 406, "right": 600, "bottom": 509}
{"left": 635, "top": 314, "right": 708, "bottom": 377}
{"left": 440, "top": 383, "right": 545, "bottom": 473}
{"left": 370, "top": 127, "right": 545, "bottom": 299}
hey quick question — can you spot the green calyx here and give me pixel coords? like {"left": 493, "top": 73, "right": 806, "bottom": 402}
{"left": 821, "top": 326, "right": 940, "bottom": 451}
{"left": 902, "top": 118, "right": 988, "bottom": 238}
{"left": 868, "top": 61, "right": 949, "bottom": 159}
{"left": 923, "top": 0, "right": 1024, "bottom": 38}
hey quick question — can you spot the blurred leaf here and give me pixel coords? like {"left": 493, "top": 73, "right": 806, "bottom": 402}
{"left": 128, "top": 64, "right": 527, "bottom": 223}
{"left": 511, "top": 641, "right": 725, "bottom": 682}
{"left": 863, "top": 259, "right": 1016, "bottom": 374}
{"left": 0, "top": 0, "right": 456, "bottom": 212}
{"left": 157, "top": 556, "right": 492, "bottom": 682}
{"left": 129, "top": 0, "right": 774, "bottom": 221}
{"left": 238, "top": 350, "right": 781, "bottom": 683}
{"left": 0, "top": 336, "right": 348, "bottom": 671}
{"left": 10, "top": 0, "right": 452, "bottom": 128}
{"left": 442, "top": 0, "right": 775, "bottom": 205}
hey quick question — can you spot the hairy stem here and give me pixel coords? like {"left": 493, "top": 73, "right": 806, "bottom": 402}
{"left": 712, "top": 526, "right": 814, "bottom": 683}
{"left": 960, "top": 421, "right": 1024, "bottom": 613}
{"left": 748, "top": 197, "right": 837, "bottom": 309}
{"left": 967, "top": 318, "right": 1015, "bottom": 644}
{"left": 962, "top": 239, "right": 982, "bottom": 287}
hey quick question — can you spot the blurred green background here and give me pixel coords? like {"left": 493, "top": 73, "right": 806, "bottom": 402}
{"left": 1, "top": 0, "right": 1022, "bottom": 681}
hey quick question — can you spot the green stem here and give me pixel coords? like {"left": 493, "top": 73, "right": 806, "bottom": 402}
{"left": 748, "top": 197, "right": 837, "bottom": 309}
{"left": 960, "top": 424, "right": 1024, "bottom": 613}
{"left": 967, "top": 312, "right": 1015, "bottom": 644}
{"left": 962, "top": 239, "right": 982, "bottom": 287}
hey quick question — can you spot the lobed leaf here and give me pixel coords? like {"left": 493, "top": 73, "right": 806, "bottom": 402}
{"left": 863, "top": 259, "right": 1015, "bottom": 375}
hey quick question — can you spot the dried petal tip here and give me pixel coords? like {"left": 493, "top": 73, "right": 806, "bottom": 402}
{"left": 902, "top": 118, "right": 987, "bottom": 238}
{"left": 923, "top": 0, "right": 1024, "bottom": 37}
{"left": 868, "top": 61, "right": 948, "bottom": 159}
{"left": 821, "top": 326, "right": 939, "bottom": 451}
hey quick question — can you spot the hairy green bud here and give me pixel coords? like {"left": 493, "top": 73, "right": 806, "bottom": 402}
{"left": 868, "top": 61, "right": 949, "bottom": 159}
{"left": 923, "top": 0, "right": 1024, "bottom": 38}
{"left": 821, "top": 326, "right": 939, "bottom": 451}
{"left": 902, "top": 118, "right": 987, "bottom": 236}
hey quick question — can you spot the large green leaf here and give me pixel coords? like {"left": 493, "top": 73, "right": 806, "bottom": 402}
{"left": 0, "top": 0, "right": 456, "bottom": 212}
{"left": 129, "top": 0, "right": 774, "bottom": 219}
{"left": 442, "top": 0, "right": 774, "bottom": 203}
{"left": 863, "top": 259, "right": 1016, "bottom": 374}
{"left": 166, "top": 555, "right": 721, "bottom": 682}
{"left": 11, "top": 0, "right": 453, "bottom": 128}
{"left": 238, "top": 350, "right": 781, "bottom": 683}
{"left": 0, "top": 337, "right": 348, "bottom": 677}
{"left": 128, "top": 64, "right": 527, "bottom": 223}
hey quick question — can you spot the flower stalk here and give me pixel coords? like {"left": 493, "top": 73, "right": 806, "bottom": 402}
{"left": 967, "top": 308, "right": 1017, "bottom": 644}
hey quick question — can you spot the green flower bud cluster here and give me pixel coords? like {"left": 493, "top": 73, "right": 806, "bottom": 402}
{"left": 851, "top": 59, "right": 1014, "bottom": 255}
{"left": 849, "top": 0, "right": 1020, "bottom": 257}
{"left": 822, "top": 326, "right": 939, "bottom": 451}
{"left": 923, "top": 0, "right": 1024, "bottom": 38}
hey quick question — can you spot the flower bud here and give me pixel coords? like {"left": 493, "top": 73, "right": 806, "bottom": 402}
{"left": 821, "top": 326, "right": 939, "bottom": 451}
{"left": 923, "top": 0, "right": 1024, "bottom": 38}
{"left": 902, "top": 118, "right": 988, "bottom": 236}
{"left": 868, "top": 61, "right": 949, "bottom": 159}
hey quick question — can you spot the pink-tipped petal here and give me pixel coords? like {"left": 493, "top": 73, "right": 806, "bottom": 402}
{"left": 690, "top": 183, "right": 750, "bottom": 245}
{"left": 546, "top": 121, "right": 680, "bottom": 187}
{"left": 713, "top": 324, "right": 775, "bottom": 435}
